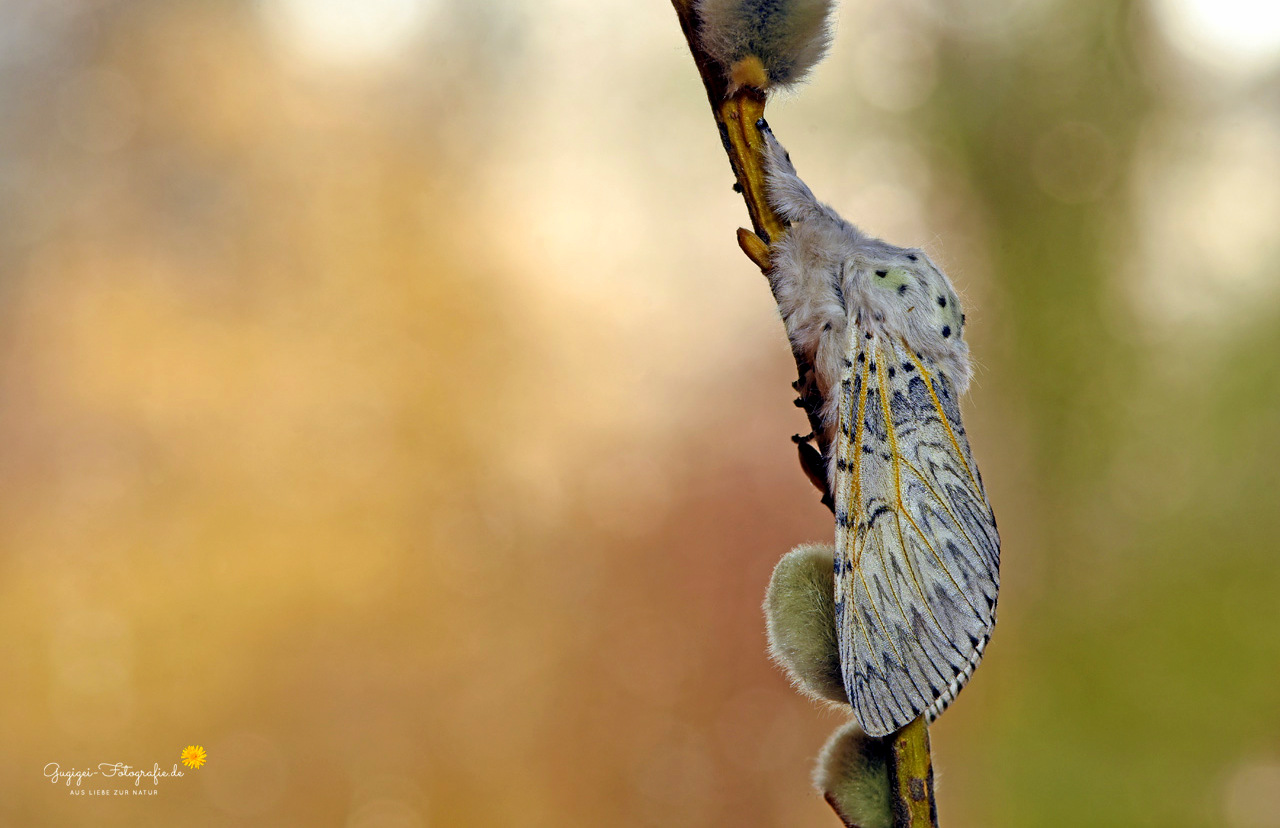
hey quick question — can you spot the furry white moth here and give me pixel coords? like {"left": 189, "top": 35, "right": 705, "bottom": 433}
{"left": 760, "top": 128, "right": 1000, "bottom": 737}
{"left": 694, "top": 0, "right": 835, "bottom": 92}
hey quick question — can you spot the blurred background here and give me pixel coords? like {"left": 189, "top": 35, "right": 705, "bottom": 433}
{"left": 1, "top": 0, "right": 1278, "bottom": 825}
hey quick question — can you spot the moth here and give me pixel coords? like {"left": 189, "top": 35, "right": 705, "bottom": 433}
{"left": 760, "top": 128, "right": 1000, "bottom": 737}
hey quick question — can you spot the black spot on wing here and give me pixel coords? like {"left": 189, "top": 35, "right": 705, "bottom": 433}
{"left": 891, "top": 378, "right": 937, "bottom": 428}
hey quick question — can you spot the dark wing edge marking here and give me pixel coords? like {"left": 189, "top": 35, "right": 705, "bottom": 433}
{"left": 924, "top": 630, "right": 990, "bottom": 722}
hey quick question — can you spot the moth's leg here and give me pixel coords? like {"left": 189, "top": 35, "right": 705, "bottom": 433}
{"left": 793, "top": 430, "right": 831, "bottom": 500}
{"left": 757, "top": 122, "right": 825, "bottom": 224}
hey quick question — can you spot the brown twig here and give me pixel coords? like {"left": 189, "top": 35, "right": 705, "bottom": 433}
{"left": 670, "top": 0, "right": 832, "bottom": 509}
{"left": 670, "top": 2, "right": 938, "bottom": 826}
{"left": 888, "top": 717, "right": 937, "bottom": 827}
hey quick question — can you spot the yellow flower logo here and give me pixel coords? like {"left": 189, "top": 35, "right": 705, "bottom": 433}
{"left": 180, "top": 745, "right": 207, "bottom": 770}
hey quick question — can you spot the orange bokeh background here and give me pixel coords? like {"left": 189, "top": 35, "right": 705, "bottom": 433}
{"left": 3, "top": 1, "right": 1279, "bottom": 825}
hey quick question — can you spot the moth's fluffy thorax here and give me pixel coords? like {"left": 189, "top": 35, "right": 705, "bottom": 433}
{"left": 760, "top": 131, "right": 972, "bottom": 440}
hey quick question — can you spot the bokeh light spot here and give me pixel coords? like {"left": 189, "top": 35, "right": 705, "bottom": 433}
{"left": 1224, "top": 761, "right": 1280, "bottom": 828}
{"left": 1129, "top": 108, "right": 1280, "bottom": 330}
{"left": 259, "top": 0, "right": 434, "bottom": 70}
{"left": 1154, "top": 0, "right": 1280, "bottom": 77}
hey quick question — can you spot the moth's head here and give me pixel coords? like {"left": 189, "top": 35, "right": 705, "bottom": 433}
{"left": 857, "top": 249, "right": 965, "bottom": 343}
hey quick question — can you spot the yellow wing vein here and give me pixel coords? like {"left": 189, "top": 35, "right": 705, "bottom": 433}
{"left": 899, "top": 454, "right": 986, "bottom": 567}
{"left": 903, "top": 344, "right": 983, "bottom": 495}
{"left": 858, "top": 568, "right": 902, "bottom": 661}
{"left": 847, "top": 353, "right": 870, "bottom": 570}
{"left": 844, "top": 344, "right": 904, "bottom": 664}
{"left": 845, "top": 523, "right": 878, "bottom": 652}
{"left": 838, "top": 342, "right": 878, "bottom": 660}
{"left": 855, "top": 358, "right": 917, "bottom": 659}
{"left": 851, "top": 585, "right": 876, "bottom": 652}
{"left": 899, "top": 506, "right": 981, "bottom": 617}
{"left": 870, "top": 521, "right": 916, "bottom": 654}
{"left": 873, "top": 343, "right": 948, "bottom": 637}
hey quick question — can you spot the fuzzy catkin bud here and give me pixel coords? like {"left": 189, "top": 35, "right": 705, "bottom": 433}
{"left": 814, "top": 720, "right": 892, "bottom": 828}
{"left": 694, "top": 0, "right": 836, "bottom": 92}
{"left": 764, "top": 543, "right": 847, "bottom": 704}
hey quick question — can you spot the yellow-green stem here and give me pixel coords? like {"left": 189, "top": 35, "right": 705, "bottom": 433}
{"left": 888, "top": 717, "right": 937, "bottom": 827}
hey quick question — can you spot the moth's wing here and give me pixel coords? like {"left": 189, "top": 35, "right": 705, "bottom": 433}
{"left": 833, "top": 333, "right": 999, "bottom": 737}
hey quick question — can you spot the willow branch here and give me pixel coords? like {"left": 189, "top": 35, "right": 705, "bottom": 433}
{"left": 670, "top": 2, "right": 937, "bottom": 825}
{"left": 888, "top": 717, "right": 937, "bottom": 827}
{"left": 670, "top": 0, "right": 832, "bottom": 509}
